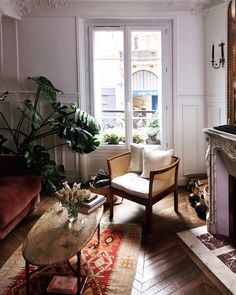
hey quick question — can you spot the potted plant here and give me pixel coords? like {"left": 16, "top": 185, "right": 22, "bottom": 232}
{"left": 146, "top": 112, "right": 160, "bottom": 144}
{"left": 133, "top": 130, "right": 144, "bottom": 144}
{"left": 102, "top": 127, "right": 125, "bottom": 144}
{"left": 0, "top": 76, "right": 100, "bottom": 193}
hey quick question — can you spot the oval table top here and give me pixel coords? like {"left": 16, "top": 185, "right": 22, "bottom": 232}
{"left": 22, "top": 202, "right": 103, "bottom": 266}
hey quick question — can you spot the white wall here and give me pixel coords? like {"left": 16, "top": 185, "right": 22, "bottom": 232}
{"left": 204, "top": 3, "right": 228, "bottom": 128}
{"left": 174, "top": 14, "right": 205, "bottom": 179}
{"left": 0, "top": 2, "right": 207, "bottom": 184}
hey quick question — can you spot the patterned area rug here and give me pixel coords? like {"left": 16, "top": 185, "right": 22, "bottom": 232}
{"left": 0, "top": 223, "right": 141, "bottom": 295}
{"left": 177, "top": 226, "right": 236, "bottom": 294}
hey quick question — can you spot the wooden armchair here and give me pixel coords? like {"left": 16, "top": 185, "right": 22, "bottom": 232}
{"left": 107, "top": 152, "right": 180, "bottom": 232}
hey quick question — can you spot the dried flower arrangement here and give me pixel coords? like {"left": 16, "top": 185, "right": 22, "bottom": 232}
{"left": 55, "top": 181, "right": 91, "bottom": 221}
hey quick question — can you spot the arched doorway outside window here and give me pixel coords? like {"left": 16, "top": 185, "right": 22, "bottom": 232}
{"left": 132, "top": 70, "right": 159, "bottom": 142}
{"left": 132, "top": 70, "right": 158, "bottom": 112}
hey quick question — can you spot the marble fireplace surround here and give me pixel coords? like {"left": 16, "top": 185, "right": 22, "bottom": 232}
{"left": 203, "top": 128, "right": 236, "bottom": 238}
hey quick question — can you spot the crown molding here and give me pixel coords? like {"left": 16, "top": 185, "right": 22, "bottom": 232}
{"left": 0, "top": 0, "right": 226, "bottom": 18}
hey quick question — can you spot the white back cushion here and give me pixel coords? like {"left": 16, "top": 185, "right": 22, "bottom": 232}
{"left": 128, "top": 143, "right": 143, "bottom": 173}
{"left": 128, "top": 144, "right": 162, "bottom": 173}
{"left": 141, "top": 148, "right": 173, "bottom": 178}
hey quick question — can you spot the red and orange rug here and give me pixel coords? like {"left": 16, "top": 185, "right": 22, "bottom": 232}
{"left": 0, "top": 223, "right": 141, "bottom": 295}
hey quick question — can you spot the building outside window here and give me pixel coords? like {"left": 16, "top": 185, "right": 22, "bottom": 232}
{"left": 88, "top": 21, "right": 172, "bottom": 148}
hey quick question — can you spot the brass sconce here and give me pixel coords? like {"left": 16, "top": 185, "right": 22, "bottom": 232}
{"left": 211, "top": 42, "right": 225, "bottom": 69}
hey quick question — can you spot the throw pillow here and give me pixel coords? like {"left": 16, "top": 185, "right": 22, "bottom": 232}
{"left": 128, "top": 143, "right": 143, "bottom": 173}
{"left": 141, "top": 148, "right": 174, "bottom": 178}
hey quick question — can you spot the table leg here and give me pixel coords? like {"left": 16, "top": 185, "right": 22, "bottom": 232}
{"left": 76, "top": 251, "right": 87, "bottom": 295}
{"left": 25, "top": 261, "right": 30, "bottom": 295}
{"left": 77, "top": 251, "right": 81, "bottom": 277}
{"left": 97, "top": 222, "right": 100, "bottom": 245}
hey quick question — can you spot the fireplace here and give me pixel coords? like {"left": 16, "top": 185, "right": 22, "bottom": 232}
{"left": 203, "top": 128, "right": 236, "bottom": 240}
{"left": 229, "top": 175, "right": 236, "bottom": 240}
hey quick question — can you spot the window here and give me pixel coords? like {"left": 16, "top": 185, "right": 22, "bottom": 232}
{"left": 88, "top": 21, "right": 172, "bottom": 148}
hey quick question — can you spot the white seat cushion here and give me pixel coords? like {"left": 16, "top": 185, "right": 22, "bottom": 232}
{"left": 111, "top": 172, "right": 173, "bottom": 199}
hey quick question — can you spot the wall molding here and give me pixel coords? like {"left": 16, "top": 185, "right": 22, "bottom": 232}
{"left": 5, "top": 0, "right": 226, "bottom": 18}
{"left": 176, "top": 95, "right": 205, "bottom": 177}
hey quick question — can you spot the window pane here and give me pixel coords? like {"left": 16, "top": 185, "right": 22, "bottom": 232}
{"left": 93, "top": 30, "right": 125, "bottom": 144}
{"left": 131, "top": 31, "right": 162, "bottom": 59}
{"left": 131, "top": 31, "right": 162, "bottom": 145}
{"left": 100, "top": 116, "right": 125, "bottom": 145}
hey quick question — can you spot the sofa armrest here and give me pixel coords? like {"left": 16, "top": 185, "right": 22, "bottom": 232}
{"left": 0, "top": 154, "right": 38, "bottom": 176}
{"left": 107, "top": 152, "right": 131, "bottom": 180}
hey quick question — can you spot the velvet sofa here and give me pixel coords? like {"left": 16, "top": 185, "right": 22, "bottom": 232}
{"left": 0, "top": 155, "right": 41, "bottom": 239}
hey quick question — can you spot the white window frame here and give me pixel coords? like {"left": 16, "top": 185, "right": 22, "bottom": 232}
{"left": 85, "top": 20, "right": 173, "bottom": 150}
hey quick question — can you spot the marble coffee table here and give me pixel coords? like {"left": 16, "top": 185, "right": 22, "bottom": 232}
{"left": 22, "top": 202, "right": 103, "bottom": 294}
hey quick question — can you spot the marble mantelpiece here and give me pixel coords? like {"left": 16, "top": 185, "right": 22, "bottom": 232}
{"left": 203, "top": 128, "right": 236, "bottom": 238}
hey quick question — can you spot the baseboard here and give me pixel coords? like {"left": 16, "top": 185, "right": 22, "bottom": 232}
{"left": 178, "top": 175, "right": 187, "bottom": 186}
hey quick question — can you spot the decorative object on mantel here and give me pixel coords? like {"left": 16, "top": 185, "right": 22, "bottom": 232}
{"left": 8, "top": 0, "right": 225, "bottom": 17}
{"left": 214, "top": 124, "right": 236, "bottom": 135}
{"left": 55, "top": 181, "right": 92, "bottom": 222}
{"left": 211, "top": 42, "right": 225, "bottom": 69}
{"left": 0, "top": 224, "right": 142, "bottom": 295}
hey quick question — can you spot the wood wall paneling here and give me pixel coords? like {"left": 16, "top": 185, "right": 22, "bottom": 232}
{"left": 178, "top": 96, "right": 205, "bottom": 177}
{"left": 205, "top": 97, "right": 226, "bottom": 127}
{"left": 2, "top": 16, "right": 18, "bottom": 90}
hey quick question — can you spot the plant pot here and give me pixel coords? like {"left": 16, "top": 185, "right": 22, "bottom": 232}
{"left": 146, "top": 139, "right": 161, "bottom": 145}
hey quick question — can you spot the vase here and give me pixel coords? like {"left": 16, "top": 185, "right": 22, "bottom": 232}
{"left": 68, "top": 214, "right": 78, "bottom": 223}
{"left": 66, "top": 207, "right": 85, "bottom": 228}
{"left": 146, "top": 139, "right": 161, "bottom": 145}
{"left": 65, "top": 205, "right": 79, "bottom": 223}
{"left": 66, "top": 208, "right": 79, "bottom": 223}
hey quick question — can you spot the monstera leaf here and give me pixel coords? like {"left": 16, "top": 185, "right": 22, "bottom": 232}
{"left": 24, "top": 145, "right": 65, "bottom": 193}
{"left": 21, "top": 99, "right": 43, "bottom": 129}
{"left": 28, "top": 76, "right": 63, "bottom": 102}
{"left": 49, "top": 103, "right": 100, "bottom": 153}
{"left": 0, "top": 76, "right": 100, "bottom": 193}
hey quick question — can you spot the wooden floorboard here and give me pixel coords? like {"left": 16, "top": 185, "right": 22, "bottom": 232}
{"left": 0, "top": 188, "right": 228, "bottom": 294}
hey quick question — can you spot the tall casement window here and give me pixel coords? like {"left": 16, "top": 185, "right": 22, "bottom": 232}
{"left": 88, "top": 21, "right": 172, "bottom": 148}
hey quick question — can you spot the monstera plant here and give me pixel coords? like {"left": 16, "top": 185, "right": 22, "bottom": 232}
{"left": 0, "top": 76, "right": 100, "bottom": 193}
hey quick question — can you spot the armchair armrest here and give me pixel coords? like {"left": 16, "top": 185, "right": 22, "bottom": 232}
{"left": 149, "top": 156, "right": 180, "bottom": 197}
{"left": 107, "top": 152, "right": 131, "bottom": 180}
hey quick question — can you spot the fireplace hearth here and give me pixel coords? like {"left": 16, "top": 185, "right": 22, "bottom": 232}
{"left": 203, "top": 128, "right": 236, "bottom": 240}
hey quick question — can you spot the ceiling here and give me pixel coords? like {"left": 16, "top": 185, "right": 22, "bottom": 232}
{"left": 9, "top": 0, "right": 226, "bottom": 17}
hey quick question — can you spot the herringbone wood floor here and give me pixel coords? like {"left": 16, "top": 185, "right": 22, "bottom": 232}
{"left": 0, "top": 188, "right": 231, "bottom": 294}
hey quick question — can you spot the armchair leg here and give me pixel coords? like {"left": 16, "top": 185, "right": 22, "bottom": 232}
{"left": 174, "top": 190, "right": 178, "bottom": 213}
{"left": 109, "top": 188, "right": 114, "bottom": 222}
{"left": 145, "top": 203, "right": 153, "bottom": 232}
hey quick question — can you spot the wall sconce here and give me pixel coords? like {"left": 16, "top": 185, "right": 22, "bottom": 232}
{"left": 211, "top": 42, "right": 225, "bottom": 69}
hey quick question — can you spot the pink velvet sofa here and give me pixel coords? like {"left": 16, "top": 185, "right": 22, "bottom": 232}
{"left": 0, "top": 155, "right": 41, "bottom": 239}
